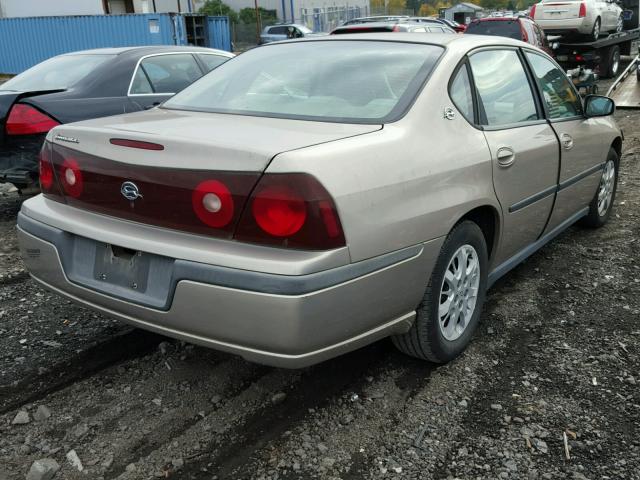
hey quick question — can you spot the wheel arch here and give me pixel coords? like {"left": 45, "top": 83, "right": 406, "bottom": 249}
{"left": 612, "top": 136, "right": 623, "bottom": 160}
{"left": 455, "top": 205, "right": 500, "bottom": 263}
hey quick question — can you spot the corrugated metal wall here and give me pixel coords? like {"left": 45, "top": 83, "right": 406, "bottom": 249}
{"left": 0, "top": 14, "right": 231, "bottom": 75}
{"left": 207, "top": 16, "right": 232, "bottom": 52}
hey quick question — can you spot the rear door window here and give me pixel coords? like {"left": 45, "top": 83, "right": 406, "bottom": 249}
{"left": 268, "top": 26, "right": 288, "bottom": 35}
{"left": 198, "top": 54, "right": 231, "bottom": 72}
{"left": 130, "top": 54, "right": 203, "bottom": 95}
{"left": 469, "top": 49, "right": 539, "bottom": 126}
{"left": 449, "top": 64, "right": 475, "bottom": 122}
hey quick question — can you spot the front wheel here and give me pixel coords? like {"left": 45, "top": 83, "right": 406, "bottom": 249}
{"left": 580, "top": 147, "right": 619, "bottom": 228}
{"left": 392, "top": 221, "right": 488, "bottom": 363}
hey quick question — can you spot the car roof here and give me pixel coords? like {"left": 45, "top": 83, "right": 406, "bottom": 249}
{"left": 60, "top": 46, "right": 232, "bottom": 56}
{"left": 288, "top": 32, "right": 529, "bottom": 49}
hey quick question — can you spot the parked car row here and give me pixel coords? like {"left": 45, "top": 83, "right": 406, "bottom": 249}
{"left": 11, "top": 32, "right": 621, "bottom": 368}
{"left": 0, "top": 46, "right": 233, "bottom": 190}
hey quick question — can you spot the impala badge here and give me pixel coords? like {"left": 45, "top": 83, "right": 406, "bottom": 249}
{"left": 54, "top": 134, "right": 79, "bottom": 144}
{"left": 121, "top": 181, "right": 143, "bottom": 201}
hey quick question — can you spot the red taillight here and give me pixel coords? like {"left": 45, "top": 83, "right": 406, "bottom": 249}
{"left": 579, "top": 2, "right": 586, "bottom": 17}
{"left": 192, "top": 179, "right": 234, "bottom": 228}
{"left": 38, "top": 146, "right": 54, "bottom": 191}
{"left": 6, "top": 104, "right": 59, "bottom": 136}
{"left": 530, "top": 4, "right": 537, "bottom": 18}
{"left": 235, "top": 173, "right": 345, "bottom": 250}
{"left": 60, "top": 158, "right": 83, "bottom": 198}
{"left": 252, "top": 184, "right": 307, "bottom": 237}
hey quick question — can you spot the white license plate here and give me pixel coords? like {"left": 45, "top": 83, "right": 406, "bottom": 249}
{"left": 557, "top": 55, "right": 569, "bottom": 61}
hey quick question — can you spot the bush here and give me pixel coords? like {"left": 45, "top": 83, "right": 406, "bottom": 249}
{"left": 199, "top": 0, "right": 239, "bottom": 24}
{"left": 239, "top": 7, "right": 278, "bottom": 24}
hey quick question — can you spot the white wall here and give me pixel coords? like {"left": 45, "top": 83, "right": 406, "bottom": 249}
{"left": 132, "top": 0, "right": 197, "bottom": 12}
{"left": 0, "top": 0, "right": 105, "bottom": 17}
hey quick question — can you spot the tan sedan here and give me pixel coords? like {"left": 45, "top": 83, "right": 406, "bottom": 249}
{"left": 18, "top": 34, "right": 621, "bottom": 367}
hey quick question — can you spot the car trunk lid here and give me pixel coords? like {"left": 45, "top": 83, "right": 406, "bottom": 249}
{"left": 538, "top": 1, "right": 582, "bottom": 20}
{"left": 43, "top": 108, "right": 380, "bottom": 240}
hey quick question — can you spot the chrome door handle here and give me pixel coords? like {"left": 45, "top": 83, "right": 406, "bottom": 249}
{"left": 560, "top": 133, "right": 574, "bottom": 150}
{"left": 496, "top": 147, "right": 515, "bottom": 167}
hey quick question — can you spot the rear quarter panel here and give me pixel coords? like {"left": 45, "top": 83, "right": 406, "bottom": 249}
{"left": 267, "top": 45, "right": 500, "bottom": 263}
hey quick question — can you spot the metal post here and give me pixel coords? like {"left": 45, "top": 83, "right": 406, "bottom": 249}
{"left": 289, "top": 0, "right": 294, "bottom": 22}
{"left": 177, "top": 0, "right": 182, "bottom": 12}
{"left": 255, "top": 0, "right": 261, "bottom": 44}
{"left": 152, "top": 0, "right": 157, "bottom": 12}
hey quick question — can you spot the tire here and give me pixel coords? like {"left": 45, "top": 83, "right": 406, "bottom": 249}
{"left": 392, "top": 221, "right": 488, "bottom": 363}
{"left": 589, "top": 17, "right": 601, "bottom": 41}
{"left": 615, "top": 13, "right": 624, "bottom": 33}
{"left": 580, "top": 147, "right": 619, "bottom": 228}
{"left": 600, "top": 45, "right": 621, "bottom": 78}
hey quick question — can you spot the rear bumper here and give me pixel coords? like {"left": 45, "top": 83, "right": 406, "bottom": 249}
{"left": 536, "top": 18, "right": 589, "bottom": 34}
{"left": 17, "top": 209, "right": 443, "bottom": 368}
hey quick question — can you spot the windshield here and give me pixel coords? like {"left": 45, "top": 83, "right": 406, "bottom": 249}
{"left": 465, "top": 20, "right": 522, "bottom": 39}
{"left": 163, "top": 41, "right": 443, "bottom": 123}
{"left": 1, "top": 54, "right": 114, "bottom": 91}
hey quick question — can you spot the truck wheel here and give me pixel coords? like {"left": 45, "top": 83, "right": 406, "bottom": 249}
{"left": 600, "top": 45, "right": 621, "bottom": 78}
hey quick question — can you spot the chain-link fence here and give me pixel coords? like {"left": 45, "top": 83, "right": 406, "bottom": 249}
{"left": 298, "top": 6, "right": 368, "bottom": 33}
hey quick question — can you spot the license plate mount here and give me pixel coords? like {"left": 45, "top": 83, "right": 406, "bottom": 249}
{"left": 93, "top": 243, "right": 151, "bottom": 292}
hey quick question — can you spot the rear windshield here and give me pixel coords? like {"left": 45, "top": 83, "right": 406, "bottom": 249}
{"left": 163, "top": 41, "right": 443, "bottom": 123}
{"left": 1, "top": 54, "right": 114, "bottom": 91}
{"left": 465, "top": 20, "right": 522, "bottom": 40}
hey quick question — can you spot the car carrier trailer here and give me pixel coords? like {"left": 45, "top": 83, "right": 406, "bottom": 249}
{"left": 551, "top": 28, "right": 640, "bottom": 78}
{"left": 607, "top": 49, "right": 640, "bottom": 107}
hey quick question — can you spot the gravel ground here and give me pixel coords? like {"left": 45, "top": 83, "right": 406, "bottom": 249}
{"left": 0, "top": 82, "right": 639, "bottom": 480}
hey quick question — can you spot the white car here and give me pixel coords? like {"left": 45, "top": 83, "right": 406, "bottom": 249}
{"left": 531, "top": 0, "right": 623, "bottom": 40}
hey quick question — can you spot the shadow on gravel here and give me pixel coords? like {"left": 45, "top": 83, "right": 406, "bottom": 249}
{"left": 177, "top": 342, "right": 435, "bottom": 479}
{"left": 0, "top": 328, "right": 164, "bottom": 414}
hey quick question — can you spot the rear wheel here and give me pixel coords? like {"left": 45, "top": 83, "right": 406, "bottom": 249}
{"left": 600, "top": 45, "right": 621, "bottom": 78}
{"left": 615, "top": 13, "right": 624, "bottom": 33}
{"left": 580, "top": 147, "right": 619, "bottom": 228}
{"left": 392, "top": 221, "right": 488, "bottom": 363}
{"left": 589, "top": 17, "right": 601, "bottom": 41}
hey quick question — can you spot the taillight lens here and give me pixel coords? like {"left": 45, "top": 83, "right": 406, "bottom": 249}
{"left": 38, "top": 144, "right": 54, "bottom": 192}
{"left": 530, "top": 4, "right": 537, "bottom": 18}
{"left": 579, "top": 2, "right": 586, "bottom": 17}
{"left": 235, "top": 173, "right": 345, "bottom": 250}
{"left": 192, "top": 179, "right": 234, "bottom": 228}
{"left": 252, "top": 184, "right": 307, "bottom": 237}
{"left": 6, "top": 104, "right": 59, "bottom": 136}
{"left": 60, "top": 158, "right": 83, "bottom": 198}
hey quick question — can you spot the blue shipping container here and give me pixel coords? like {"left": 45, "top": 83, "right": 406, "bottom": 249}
{"left": 0, "top": 13, "right": 231, "bottom": 74}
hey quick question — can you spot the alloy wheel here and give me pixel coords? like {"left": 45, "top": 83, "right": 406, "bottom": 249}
{"left": 438, "top": 244, "right": 480, "bottom": 341}
{"left": 616, "top": 15, "right": 623, "bottom": 33}
{"left": 597, "top": 160, "right": 616, "bottom": 217}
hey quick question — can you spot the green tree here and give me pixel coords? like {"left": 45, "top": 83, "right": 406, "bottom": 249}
{"left": 239, "top": 7, "right": 278, "bottom": 24}
{"left": 199, "top": 0, "right": 239, "bottom": 23}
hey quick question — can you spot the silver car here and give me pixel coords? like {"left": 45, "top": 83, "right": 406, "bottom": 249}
{"left": 18, "top": 34, "right": 621, "bottom": 368}
{"left": 531, "top": 0, "right": 624, "bottom": 40}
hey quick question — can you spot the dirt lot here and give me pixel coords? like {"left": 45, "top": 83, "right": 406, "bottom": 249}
{"left": 1, "top": 90, "right": 639, "bottom": 480}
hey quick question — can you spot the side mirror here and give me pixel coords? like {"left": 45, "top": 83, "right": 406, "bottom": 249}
{"left": 584, "top": 95, "right": 615, "bottom": 117}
